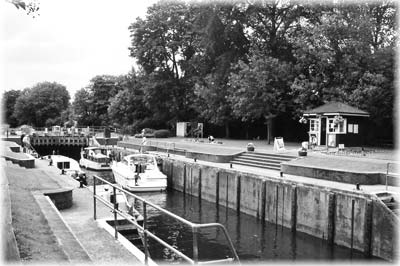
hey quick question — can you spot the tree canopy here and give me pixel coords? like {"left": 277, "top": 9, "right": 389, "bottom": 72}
{"left": 12, "top": 82, "right": 70, "bottom": 127}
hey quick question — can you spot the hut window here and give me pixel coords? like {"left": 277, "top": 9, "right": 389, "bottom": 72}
{"left": 328, "top": 118, "right": 347, "bottom": 134}
{"left": 309, "top": 119, "right": 319, "bottom": 132}
{"left": 348, "top": 124, "right": 359, "bottom": 134}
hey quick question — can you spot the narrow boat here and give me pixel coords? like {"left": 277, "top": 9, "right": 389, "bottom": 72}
{"left": 79, "top": 146, "right": 111, "bottom": 171}
{"left": 111, "top": 154, "right": 167, "bottom": 192}
{"left": 47, "top": 155, "right": 83, "bottom": 177}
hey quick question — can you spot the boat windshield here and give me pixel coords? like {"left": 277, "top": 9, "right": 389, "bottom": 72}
{"left": 129, "top": 156, "right": 155, "bottom": 169}
{"left": 129, "top": 156, "right": 153, "bottom": 164}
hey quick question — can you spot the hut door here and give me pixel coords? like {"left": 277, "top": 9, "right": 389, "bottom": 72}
{"left": 320, "top": 118, "right": 327, "bottom": 145}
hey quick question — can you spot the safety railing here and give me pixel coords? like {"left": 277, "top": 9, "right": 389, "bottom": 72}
{"left": 92, "top": 175, "right": 240, "bottom": 265}
{"left": 386, "top": 162, "right": 400, "bottom": 191}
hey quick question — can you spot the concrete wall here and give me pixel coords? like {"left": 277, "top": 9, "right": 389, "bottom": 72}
{"left": 163, "top": 157, "right": 398, "bottom": 261}
{"left": 282, "top": 164, "right": 382, "bottom": 185}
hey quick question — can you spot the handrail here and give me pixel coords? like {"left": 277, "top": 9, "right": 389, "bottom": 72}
{"left": 93, "top": 175, "right": 240, "bottom": 265}
{"left": 386, "top": 162, "right": 400, "bottom": 191}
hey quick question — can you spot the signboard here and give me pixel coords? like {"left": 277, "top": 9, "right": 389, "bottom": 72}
{"left": 273, "top": 137, "right": 285, "bottom": 151}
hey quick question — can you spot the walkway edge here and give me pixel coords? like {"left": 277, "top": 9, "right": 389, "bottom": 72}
{"left": 33, "top": 193, "right": 93, "bottom": 263}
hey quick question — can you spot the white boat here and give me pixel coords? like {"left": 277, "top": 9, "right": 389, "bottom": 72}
{"left": 111, "top": 154, "right": 167, "bottom": 192}
{"left": 79, "top": 146, "right": 111, "bottom": 171}
{"left": 47, "top": 155, "right": 83, "bottom": 176}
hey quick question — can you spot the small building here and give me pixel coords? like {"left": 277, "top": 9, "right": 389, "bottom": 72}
{"left": 302, "top": 102, "right": 370, "bottom": 147}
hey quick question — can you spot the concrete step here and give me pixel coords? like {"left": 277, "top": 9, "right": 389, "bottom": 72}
{"left": 242, "top": 152, "right": 297, "bottom": 160}
{"left": 232, "top": 158, "right": 281, "bottom": 168}
{"left": 34, "top": 194, "right": 91, "bottom": 263}
{"left": 236, "top": 156, "right": 285, "bottom": 164}
{"left": 231, "top": 160, "right": 281, "bottom": 171}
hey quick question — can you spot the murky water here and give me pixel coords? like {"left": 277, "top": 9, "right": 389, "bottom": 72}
{"left": 124, "top": 190, "right": 381, "bottom": 264}
{"left": 51, "top": 148, "right": 380, "bottom": 264}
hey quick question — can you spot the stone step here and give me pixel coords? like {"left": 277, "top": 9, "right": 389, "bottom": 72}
{"left": 232, "top": 158, "right": 281, "bottom": 168}
{"left": 242, "top": 152, "right": 297, "bottom": 160}
{"left": 230, "top": 160, "right": 281, "bottom": 171}
{"left": 235, "top": 155, "right": 285, "bottom": 164}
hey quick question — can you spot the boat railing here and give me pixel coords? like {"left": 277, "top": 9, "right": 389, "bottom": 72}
{"left": 92, "top": 175, "right": 240, "bottom": 265}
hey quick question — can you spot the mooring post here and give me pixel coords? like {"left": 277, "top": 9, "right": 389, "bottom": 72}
{"left": 327, "top": 193, "right": 336, "bottom": 244}
{"left": 236, "top": 175, "right": 241, "bottom": 213}
{"left": 198, "top": 168, "right": 202, "bottom": 201}
{"left": 363, "top": 200, "right": 373, "bottom": 257}
{"left": 113, "top": 186, "right": 118, "bottom": 240}
{"left": 183, "top": 163, "right": 186, "bottom": 194}
{"left": 93, "top": 175, "right": 97, "bottom": 220}
{"left": 261, "top": 180, "right": 266, "bottom": 221}
{"left": 216, "top": 172, "right": 220, "bottom": 206}
{"left": 350, "top": 199, "right": 355, "bottom": 252}
{"left": 275, "top": 185, "right": 279, "bottom": 225}
{"left": 290, "top": 185, "right": 297, "bottom": 232}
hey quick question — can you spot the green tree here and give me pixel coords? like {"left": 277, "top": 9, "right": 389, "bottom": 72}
{"left": 228, "top": 55, "right": 293, "bottom": 143}
{"left": 2, "top": 90, "right": 21, "bottom": 127}
{"left": 13, "top": 82, "right": 70, "bottom": 127}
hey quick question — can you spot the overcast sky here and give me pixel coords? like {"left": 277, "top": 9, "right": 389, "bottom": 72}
{"left": 1, "top": 0, "right": 156, "bottom": 98}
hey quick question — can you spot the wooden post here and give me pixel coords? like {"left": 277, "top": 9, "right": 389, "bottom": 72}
{"left": 261, "top": 180, "right": 266, "bottom": 221}
{"left": 216, "top": 172, "right": 220, "bottom": 206}
{"left": 236, "top": 175, "right": 241, "bottom": 213}
{"left": 183, "top": 163, "right": 186, "bottom": 194}
{"left": 327, "top": 193, "right": 336, "bottom": 244}
{"left": 350, "top": 199, "right": 355, "bottom": 252}
{"left": 290, "top": 185, "right": 297, "bottom": 232}
{"left": 275, "top": 185, "right": 279, "bottom": 225}
{"left": 198, "top": 168, "right": 202, "bottom": 201}
{"left": 363, "top": 200, "right": 373, "bottom": 257}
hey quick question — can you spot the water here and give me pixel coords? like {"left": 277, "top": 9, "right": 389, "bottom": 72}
{"left": 123, "top": 191, "right": 380, "bottom": 264}
{"left": 45, "top": 149, "right": 381, "bottom": 263}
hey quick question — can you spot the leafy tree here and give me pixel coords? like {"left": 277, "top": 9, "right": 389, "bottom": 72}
{"left": 290, "top": 1, "right": 396, "bottom": 140}
{"left": 82, "top": 75, "right": 125, "bottom": 126}
{"left": 228, "top": 55, "right": 293, "bottom": 143}
{"left": 13, "top": 82, "right": 70, "bottom": 127}
{"left": 191, "top": 4, "right": 249, "bottom": 137}
{"left": 2, "top": 90, "right": 21, "bottom": 127}
{"left": 72, "top": 88, "right": 93, "bottom": 126}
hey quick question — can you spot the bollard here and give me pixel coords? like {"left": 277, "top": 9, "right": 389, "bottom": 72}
{"left": 230, "top": 163, "right": 232, "bottom": 168}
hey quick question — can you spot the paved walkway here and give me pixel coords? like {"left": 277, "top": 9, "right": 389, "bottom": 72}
{"left": 34, "top": 159, "right": 143, "bottom": 264}
{"left": 151, "top": 152, "right": 400, "bottom": 196}
{"left": 119, "top": 136, "right": 398, "bottom": 173}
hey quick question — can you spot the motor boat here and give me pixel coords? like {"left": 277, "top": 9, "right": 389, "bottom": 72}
{"left": 80, "top": 146, "right": 111, "bottom": 171}
{"left": 46, "top": 155, "right": 83, "bottom": 177}
{"left": 111, "top": 154, "right": 167, "bottom": 192}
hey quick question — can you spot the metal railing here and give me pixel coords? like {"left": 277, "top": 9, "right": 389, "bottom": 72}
{"left": 92, "top": 175, "right": 240, "bottom": 265}
{"left": 386, "top": 162, "right": 400, "bottom": 191}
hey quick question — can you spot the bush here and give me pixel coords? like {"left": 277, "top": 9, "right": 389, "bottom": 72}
{"left": 154, "top": 129, "right": 170, "bottom": 138}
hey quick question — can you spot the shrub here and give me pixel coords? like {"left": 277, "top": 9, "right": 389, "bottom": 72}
{"left": 154, "top": 129, "right": 170, "bottom": 138}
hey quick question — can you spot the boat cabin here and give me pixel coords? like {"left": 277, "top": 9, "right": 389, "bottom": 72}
{"left": 301, "top": 102, "right": 370, "bottom": 147}
{"left": 82, "top": 147, "right": 110, "bottom": 163}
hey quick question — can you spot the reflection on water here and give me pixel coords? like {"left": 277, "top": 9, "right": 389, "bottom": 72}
{"left": 41, "top": 149, "right": 383, "bottom": 263}
{"left": 126, "top": 190, "right": 381, "bottom": 264}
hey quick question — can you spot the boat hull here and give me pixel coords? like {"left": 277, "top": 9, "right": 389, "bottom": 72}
{"left": 111, "top": 163, "right": 167, "bottom": 193}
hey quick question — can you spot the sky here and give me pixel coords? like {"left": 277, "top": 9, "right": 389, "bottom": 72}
{"left": 1, "top": 0, "right": 157, "bottom": 98}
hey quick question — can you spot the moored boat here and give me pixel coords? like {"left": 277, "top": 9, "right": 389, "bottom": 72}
{"left": 46, "top": 154, "right": 83, "bottom": 176}
{"left": 79, "top": 146, "right": 111, "bottom": 171}
{"left": 111, "top": 154, "right": 167, "bottom": 192}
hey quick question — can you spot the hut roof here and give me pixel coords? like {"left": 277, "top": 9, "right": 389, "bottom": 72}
{"left": 303, "top": 102, "right": 369, "bottom": 117}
